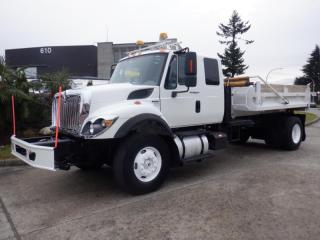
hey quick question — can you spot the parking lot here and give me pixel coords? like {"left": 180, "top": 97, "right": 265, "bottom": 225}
{"left": 1, "top": 119, "right": 320, "bottom": 240}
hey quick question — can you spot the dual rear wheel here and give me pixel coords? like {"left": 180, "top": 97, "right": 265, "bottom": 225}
{"left": 265, "top": 116, "right": 303, "bottom": 150}
{"left": 236, "top": 116, "right": 304, "bottom": 151}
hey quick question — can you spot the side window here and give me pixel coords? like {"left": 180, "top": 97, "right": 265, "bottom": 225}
{"left": 204, "top": 58, "right": 220, "bottom": 85}
{"left": 164, "top": 56, "right": 177, "bottom": 89}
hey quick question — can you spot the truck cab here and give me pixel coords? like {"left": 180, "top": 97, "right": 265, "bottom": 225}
{"left": 81, "top": 48, "right": 225, "bottom": 138}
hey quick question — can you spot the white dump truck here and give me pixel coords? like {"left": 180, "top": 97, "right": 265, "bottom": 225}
{"left": 11, "top": 36, "right": 310, "bottom": 194}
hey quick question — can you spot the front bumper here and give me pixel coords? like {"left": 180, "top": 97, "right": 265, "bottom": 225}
{"left": 11, "top": 135, "right": 73, "bottom": 171}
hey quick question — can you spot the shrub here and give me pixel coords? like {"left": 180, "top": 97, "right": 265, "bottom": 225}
{"left": 0, "top": 57, "right": 70, "bottom": 144}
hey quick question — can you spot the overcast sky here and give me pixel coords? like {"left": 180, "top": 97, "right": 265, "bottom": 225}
{"left": 1, "top": 0, "right": 319, "bottom": 83}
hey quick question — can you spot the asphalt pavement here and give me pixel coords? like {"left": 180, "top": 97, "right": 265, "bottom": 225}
{"left": 1, "top": 117, "right": 320, "bottom": 240}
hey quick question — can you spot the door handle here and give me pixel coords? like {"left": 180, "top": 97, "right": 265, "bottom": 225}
{"left": 189, "top": 91, "right": 200, "bottom": 94}
{"left": 196, "top": 100, "right": 201, "bottom": 113}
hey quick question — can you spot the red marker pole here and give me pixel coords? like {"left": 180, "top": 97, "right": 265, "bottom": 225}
{"left": 11, "top": 95, "right": 16, "bottom": 136}
{"left": 54, "top": 86, "right": 62, "bottom": 148}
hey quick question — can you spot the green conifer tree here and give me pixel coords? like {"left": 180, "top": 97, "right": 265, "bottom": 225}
{"left": 217, "top": 10, "right": 254, "bottom": 77}
{"left": 295, "top": 45, "right": 320, "bottom": 91}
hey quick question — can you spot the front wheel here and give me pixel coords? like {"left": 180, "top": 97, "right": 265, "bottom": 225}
{"left": 113, "top": 134, "right": 170, "bottom": 195}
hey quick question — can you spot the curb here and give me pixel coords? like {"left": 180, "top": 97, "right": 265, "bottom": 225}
{"left": 306, "top": 117, "right": 320, "bottom": 126}
{"left": 0, "top": 158, "right": 26, "bottom": 167}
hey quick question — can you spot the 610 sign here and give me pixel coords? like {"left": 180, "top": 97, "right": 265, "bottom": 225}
{"left": 40, "top": 47, "right": 52, "bottom": 54}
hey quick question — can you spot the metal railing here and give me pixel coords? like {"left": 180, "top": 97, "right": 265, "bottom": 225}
{"left": 127, "top": 39, "right": 182, "bottom": 55}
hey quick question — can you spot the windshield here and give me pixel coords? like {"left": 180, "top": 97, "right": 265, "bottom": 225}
{"left": 110, "top": 53, "right": 168, "bottom": 86}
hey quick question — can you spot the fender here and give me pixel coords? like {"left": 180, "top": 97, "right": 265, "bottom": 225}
{"left": 83, "top": 101, "right": 166, "bottom": 139}
{"left": 114, "top": 113, "right": 173, "bottom": 138}
{"left": 114, "top": 114, "right": 181, "bottom": 165}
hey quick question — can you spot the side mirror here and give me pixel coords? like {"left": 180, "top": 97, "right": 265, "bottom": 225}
{"left": 184, "top": 52, "right": 197, "bottom": 87}
{"left": 171, "top": 52, "right": 197, "bottom": 97}
{"left": 185, "top": 52, "right": 197, "bottom": 76}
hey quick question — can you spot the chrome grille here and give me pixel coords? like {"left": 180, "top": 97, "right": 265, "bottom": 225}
{"left": 52, "top": 94, "right": 82, "bottom": 134}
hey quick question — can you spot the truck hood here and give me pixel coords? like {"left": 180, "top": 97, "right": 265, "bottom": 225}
{"left": 65, "top": 83, "right": 156, "bottom": 108}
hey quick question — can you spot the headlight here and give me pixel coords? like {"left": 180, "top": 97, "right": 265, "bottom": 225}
{"left": 81, "top": 117, "right": 118, "bottom": 137}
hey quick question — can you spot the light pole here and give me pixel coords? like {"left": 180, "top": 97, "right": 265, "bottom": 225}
{"left": 266, "top": 68, "right": 283, "bottom": 83}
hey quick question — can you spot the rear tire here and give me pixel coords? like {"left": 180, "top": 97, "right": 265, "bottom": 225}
{"left": 281, "top": 116, "right": 303, "bottom": 150}
{"left": 113, "top": 134, "right": 170, "bottom": 195}
{"left": 265, "top": 116, "right": 303, "bottom": 150}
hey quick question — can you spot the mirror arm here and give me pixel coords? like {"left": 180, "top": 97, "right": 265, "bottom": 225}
{"left": 171, "top": 86, "right": 190, "bottom": 98}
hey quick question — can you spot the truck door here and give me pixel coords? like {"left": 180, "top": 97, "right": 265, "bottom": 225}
{"left": 160, "top": 54, "right": 224, "bottom": 128}
{"left": 160, "top": 54, "right": 203, "bottom": 127}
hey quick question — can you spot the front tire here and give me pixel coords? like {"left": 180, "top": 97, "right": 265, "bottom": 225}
{"left": 113, "top": 134, "right": 170, "bottom": 195}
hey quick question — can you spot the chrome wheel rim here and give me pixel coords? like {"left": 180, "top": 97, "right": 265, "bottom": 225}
{"left": 292, "top": 123, "right": 301, "bottom": 144}
{"left": 133, "top": 146, "right": 162, "bottom": 182}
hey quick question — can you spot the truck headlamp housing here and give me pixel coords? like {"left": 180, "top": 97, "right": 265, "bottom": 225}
{"left": 82, "top": 117, "right": 118, "bottom": 137}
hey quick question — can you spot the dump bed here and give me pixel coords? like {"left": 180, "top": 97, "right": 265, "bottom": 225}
{"left": 231, "top": 81, "right": 310, "bottom": 117}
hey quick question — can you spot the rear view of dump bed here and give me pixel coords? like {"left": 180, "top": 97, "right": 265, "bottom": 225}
{"left": 230, "top": 76, "right": 310, "bottom": 117}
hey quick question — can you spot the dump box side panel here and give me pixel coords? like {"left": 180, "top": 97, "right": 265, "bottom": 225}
{"left": 231, "top": 83, "right": 310, "bottom": 117}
